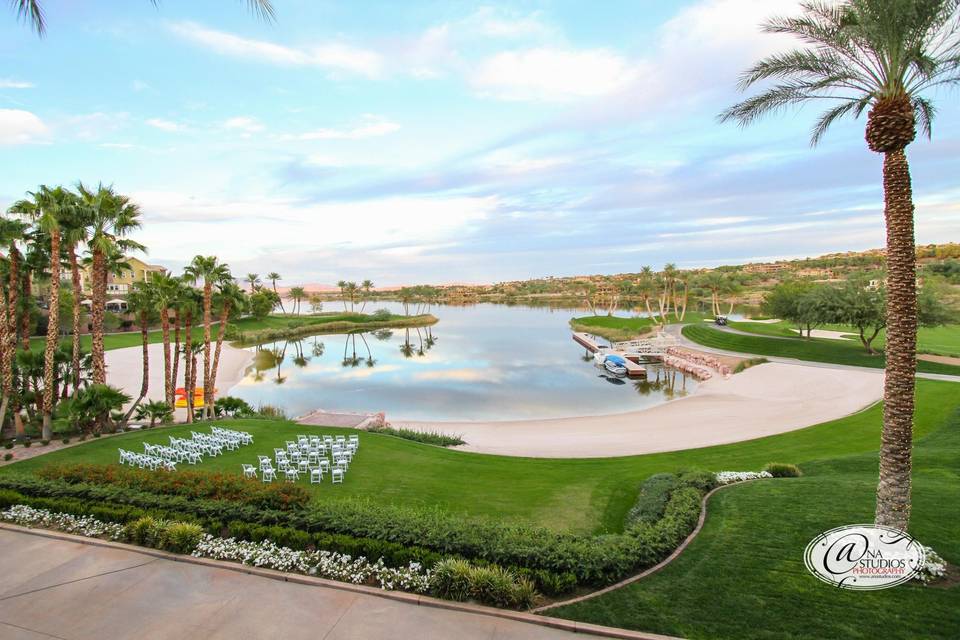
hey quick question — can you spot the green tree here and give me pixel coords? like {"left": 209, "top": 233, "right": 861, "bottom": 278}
{"left": 185, "top": 255, "right": 231, "bottom": 419}
{"left": 266, "top": 271, "right": 286, "bottom": 314}
{"left": 722, "top": 0, "right": 960, "bottom": 529}
{"left": 120, "top": 281, "right": 157, "bottom": 423}
{"left": 134, "top": 400, "right": 173, "bottom": 428}
{"left": 289, "top": 286, "right": 306, "bottom": 315}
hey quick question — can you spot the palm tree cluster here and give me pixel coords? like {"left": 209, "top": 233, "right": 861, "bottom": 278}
{"left": 0, "top": 184, "right": 250, "bottom": 438}
{"left": 1, "top": 183, "right": 141, "bottom": 438}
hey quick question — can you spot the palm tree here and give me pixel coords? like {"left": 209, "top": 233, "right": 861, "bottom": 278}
{"left": 175, "top": 284, "right": 201, "bottom": 423}
{"left": 359, "top": 279, "right": 374, "bottom": 312}
{"left": 120, "top": 281, "right": 156, "bottom": 425}
{"left": 211, "top": 281, "right": 246, "bottom": 396}
{"left": 245, "top": 273, "right": 261, "bottom": 292}
{"left": 10, "top": 0, "right": 275, "bottom": 37}
{"left": 59, "top": 193, "right": 90, "bottom": 398}
{"left": 289, "top": 286, "right": 305, "bottom": 315}
{"left": 336, "top": 280, "right": 348, "bottom": 310}
{"left": 185, "top": 255, "right": 231, "bottom": 419}
{"left": 150, "top": 271, "right": 179, "bottom": 406}
{"left": 266, "top": 271, "right": 287, "bottom": 314}
{"left": 0, "top": 217, "right": 28, "bottom": 437}
{"left": 77, "top": 183, "right": 143, "bottom": 385}
{"left": 134, "top": 400, "right": 173, "bottom": 428}
{"left": 720, "top": 0, "right": 960, "bottom": 531}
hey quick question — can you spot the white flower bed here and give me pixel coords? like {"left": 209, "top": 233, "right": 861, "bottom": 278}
{"left": 915, "top": 546, "right": 948, "bottom": 584}
{"left": 714, "top": 470, "right": 773, "bottom": 485}
{"left": 192, "top": 535, "right": 431, "bottom": 593}
{"left": 1, "top": 505, "right": 124, "bottom": 540}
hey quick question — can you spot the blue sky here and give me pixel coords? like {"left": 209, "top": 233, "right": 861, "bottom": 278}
{"left": 2, "top": 0, "right": 959, "bottom": 286}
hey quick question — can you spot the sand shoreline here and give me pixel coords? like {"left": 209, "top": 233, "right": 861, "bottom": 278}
{"left": 104, "top": 342, "right": 253, "bottom": 417}
{"left": 392, "top": 362, "right": 884, "bottom": 458}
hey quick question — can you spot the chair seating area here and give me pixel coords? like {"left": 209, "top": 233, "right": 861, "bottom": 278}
{"left": 246, "top": 434, "right": 359, "bottom": 485}
{"left": 118, "top": 427, "right": 254, "bottom": 471}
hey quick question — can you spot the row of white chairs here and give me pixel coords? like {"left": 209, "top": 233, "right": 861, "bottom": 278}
{"left": 118, "top": 449, "right": 176, "bottom": 471}
{"left": 245, "top": 434, "right": 359, "bottom": 485}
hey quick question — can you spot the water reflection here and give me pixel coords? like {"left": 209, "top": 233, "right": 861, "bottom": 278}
{"left": 232, "top": 302, "right": 699, "bottom": 421}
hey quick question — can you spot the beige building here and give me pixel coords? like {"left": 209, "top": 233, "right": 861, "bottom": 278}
{"left": 81, "top": 256, "right": 167, "bottom": 294}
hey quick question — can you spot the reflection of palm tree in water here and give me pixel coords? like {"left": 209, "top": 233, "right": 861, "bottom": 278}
{"left": 424, "top": 327, "right": 437, "bottom": 350}
{"left": 400, "top": 329, "right": 415, "bottom": 359}
{"left": 373, "top": 329, "right": 392, "bottom": 342}
{"left": 358, "top": 332, "right": 376, "bottom": 368}
{"left": 311, "top": 337, "right": 325, "bottom": 358}
{"left": 291, "top": 340, "right": 309, "bottom": 368}
{"left": 272, "top": 342, "right": 287, "bottom": 385}
{"left": 342, "top": 334, "right": 361, "bottom": 368}
{"left": 415, "top": 327, "right": 425, "bottom": 357}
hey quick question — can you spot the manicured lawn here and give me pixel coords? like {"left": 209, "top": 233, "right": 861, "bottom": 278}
{"left": 550, "top": 397, "right": 960, "bottom": 640}
{"left": 683, "top": 324, "right": 960, "bottom": 376}
{"left": 3, "top": 380, "right": 957, "bottom": 536}
{"left": 729, "top": 320, "right": 960, "bottom": 357}
{"left": 571, "top": 312, "right": 710, "bottom": 342}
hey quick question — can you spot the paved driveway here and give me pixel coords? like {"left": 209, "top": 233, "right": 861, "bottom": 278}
{"left": 0, "top": 529, "right": 605, "bottom": 640}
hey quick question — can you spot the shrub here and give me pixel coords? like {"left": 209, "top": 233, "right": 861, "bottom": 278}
{"left": 678, "top": 469, "right": 719, "bottom": 493}
{"left": 734, "top": 357, "right": 769, "bottom": 373}
{"left": 160, "top": 522, "right": 205, "bottom": 553}
{"left": 40, "top": 439, "right": 50, "bottom": 446}
{"left": 371, "top": 308, "right": 392, "bottom": 321}
{"left": 367, "top": 425, "right": 465, "bottom": 447}
{"left": 763, "top": 462, "right": 802, "bottom": 478}
{"left": 256, "top": 404, "right": 288, "bottom": 419}
{"left": 93, "top": 433, "right": 101, "bottom": 438}
{"left": 4, "top": 442, "right": 13, "bottom": 449}
{"left": 123, "top": 516, "right": 167, "bottom": 547}
{"left": 38, "top": 464, "right": 309, "bottom": 511}
{"left": 22, "top": 441, "right": 31, "bottom": 448}
{"left": 61, "top": 438, "right": 70, "bottom": 445}
{"left": 3, "top": 453, "right": 12, "bottom": 462}
{"left": 214, "top": 397, "right": 255, "bottom": 419}
{"left": 431, "top": 559, "right": 539, "bottom": 609}
{"left": 625, "top": 473, "right": 679, "bottom": 527}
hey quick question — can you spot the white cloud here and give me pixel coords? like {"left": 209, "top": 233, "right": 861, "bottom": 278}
{"left": 0, "top": 109, "right": 48, "bottom": 144}
{"left": 0, "top": 78, "right": 34, "bottom": 89}
{"left": 169, "top": 22, "right": 383, "bottom": 78}
{"left": 223, "top": 116, "right": 264, "bottom": 133}
{"left": 292, "top": 114, "right": 400, "bottom": 141}
{"left": 471, "top": 48, "right": 637, "bottom": 101}
{"left": 131, "top": 79, "right": 152, "bottom": 92}
{"left": 146, "top": 118, "right": 184, "bottom": 132}
{"left": 462, "top": 6, "right": 554, "bottom": 39}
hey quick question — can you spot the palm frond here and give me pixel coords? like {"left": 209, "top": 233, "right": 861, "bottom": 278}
{"left": 809, "top": 97, "right": 869, "bottom": 146}
{"left": 10, "top": 0, "right": 44, "bottom": 36}
{"left": 912, "top": 96, "right": 936, "bottom": 139}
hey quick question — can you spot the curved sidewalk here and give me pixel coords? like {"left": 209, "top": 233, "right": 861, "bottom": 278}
{"left": 0, "top": 527, "right": 673, "bottom": 640}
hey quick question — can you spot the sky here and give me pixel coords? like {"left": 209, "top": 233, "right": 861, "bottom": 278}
{"left": 1, "top": 0, "right": 959, "bottom": 286}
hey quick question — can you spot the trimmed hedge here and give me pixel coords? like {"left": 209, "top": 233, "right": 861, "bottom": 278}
{"left": 0, "top": 469, "right": 710, "bottom": 589}
{"left": 38, "top": 464, "right": 309, "bottom": 511}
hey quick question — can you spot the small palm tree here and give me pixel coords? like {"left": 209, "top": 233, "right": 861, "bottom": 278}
{"left": 720, "top": 0, "right": 960, "bottom": 531}
{"left": 211, "top": 281, "right": 246, "bottom": 393}
{"left": 289, "top": 286, "right": 306, "bottom": 315}
{"left": 10, "top": 0, "right": 275, "bottom": 36}
{"left": 134, "top": 400, "right": 174, "bottom": 428}
{"left": 185, "top": 255, "right": 231, "bottom": 419}
{"left": 120, "top": 281, "right": 157, "bottom": 424}
{"left": 359, "top": 279, "right": 374, "bottom": 312}
{"left": 245, "top": 273, "right": 261, "bottom": 292}
{"left": 266, "top": 271, "right": 286, "bottom": 314}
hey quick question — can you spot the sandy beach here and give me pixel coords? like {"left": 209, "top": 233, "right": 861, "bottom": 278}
{"left": 393, "top": 362, "right": 884, "bottom": 458}
{"left": 104, "top": 342, "right": 253, "bottom": 416}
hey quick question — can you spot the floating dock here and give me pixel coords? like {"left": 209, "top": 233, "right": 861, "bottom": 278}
{"left": 572, "top": 332, "right": 647, "bottom": 377}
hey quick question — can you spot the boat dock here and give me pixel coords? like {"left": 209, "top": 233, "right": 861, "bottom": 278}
{"left": 572, "top": 332, "right": 648, "bottom": 377}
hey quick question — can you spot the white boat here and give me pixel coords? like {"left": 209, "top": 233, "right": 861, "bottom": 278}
{"left": 603, "top": 355, "right": 628, "bottom": 376}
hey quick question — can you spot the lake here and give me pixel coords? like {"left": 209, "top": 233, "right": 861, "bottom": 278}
{"left": 229, "top": 302, "right": 700, "bottom": 422}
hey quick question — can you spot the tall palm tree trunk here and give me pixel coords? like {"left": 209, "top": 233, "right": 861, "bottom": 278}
{"left": 875, "top": 148, "right": 917, "bottom": 531}
{"left": 183, "top": 311, "right": 193, "bottom": 424}
{"left": 20, "top": 274, "right": 32, "bottom": 350}
{"left": 210, "top": 302, "right": 231, "bottom": 397}
{"left": 202, "top": 282, "right": 213, "bottom": 420}
{"left": 89, "top": 248, "right": 107, "bottom": 384}
{"left": 41, "top": 227, "right": 61, "bottom": 440}
{"left": 67, "top": 245, "right": 82, "bottom": 397}
{"left": 273, "top": 283, "right": 286, "bottom": 314}
{"left": 161, "top": 309, "right": 173, "bottom": 406}
{"left": 171, "top": 310, "right": 181, "bottom": 402}
{"left": 0, "top": 289, "right": 10, "bottom": 434}
{"left": 121, "top": 310, "right": 150, "bottom": 425}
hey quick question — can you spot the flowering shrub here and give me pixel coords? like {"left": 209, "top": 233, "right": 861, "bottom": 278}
{"left": 1, "top": 504, "right": 124, "bottom": 540}
{"left": 192, "top": 535, "right": 432, "bottom": 593}
{"left": 915, "top": 546, "right": 947, "bottom": 584}
{"left": 39, "top": 464, "right": 309, "bottom": 510}
{"left": 715, "top": 470, "right": 773, "bottom": 484}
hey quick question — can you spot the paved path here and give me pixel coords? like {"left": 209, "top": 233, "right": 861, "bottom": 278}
{"left": 0, "top": 529, "right": 609, "bottom": 640}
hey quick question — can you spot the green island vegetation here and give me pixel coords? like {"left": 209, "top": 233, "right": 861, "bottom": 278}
{"left": 228, "top": 311, "right": 438, "bottom": 346}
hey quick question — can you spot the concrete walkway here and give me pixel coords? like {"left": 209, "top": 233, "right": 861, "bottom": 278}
{"left": 0, "top": 529, "right": 616, "bottom": 640}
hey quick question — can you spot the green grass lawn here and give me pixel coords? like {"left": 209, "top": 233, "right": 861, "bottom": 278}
{"left": 550, "top": 395, "right": 960, "bottom": 640}
{"left": 571, "top": 312, "right": 710, "bottom": 342}
{"left": 729, "top": 320, "right": 960, "bottom": 357}
{"left": 3, "top": 380, "right": 956, "bottom": 537}
{"left": 684, "top": 324, "right": 960, "bottom": 376}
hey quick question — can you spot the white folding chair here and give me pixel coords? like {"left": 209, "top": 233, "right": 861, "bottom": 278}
{"left": 310, "top": 468, "right": 323, "bottom": 484}
{"left": 262, "top": 468, "right": 276, "bottom": 482}
{"left": 331, "top": 468, "right": 344, "bottom": 484}
{"left": 242, "top": 464, "right": 257, "bottom": 479}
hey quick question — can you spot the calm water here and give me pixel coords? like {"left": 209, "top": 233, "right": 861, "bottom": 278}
{"left": 229, "top": 302, "right": 699, "bottom": 421}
